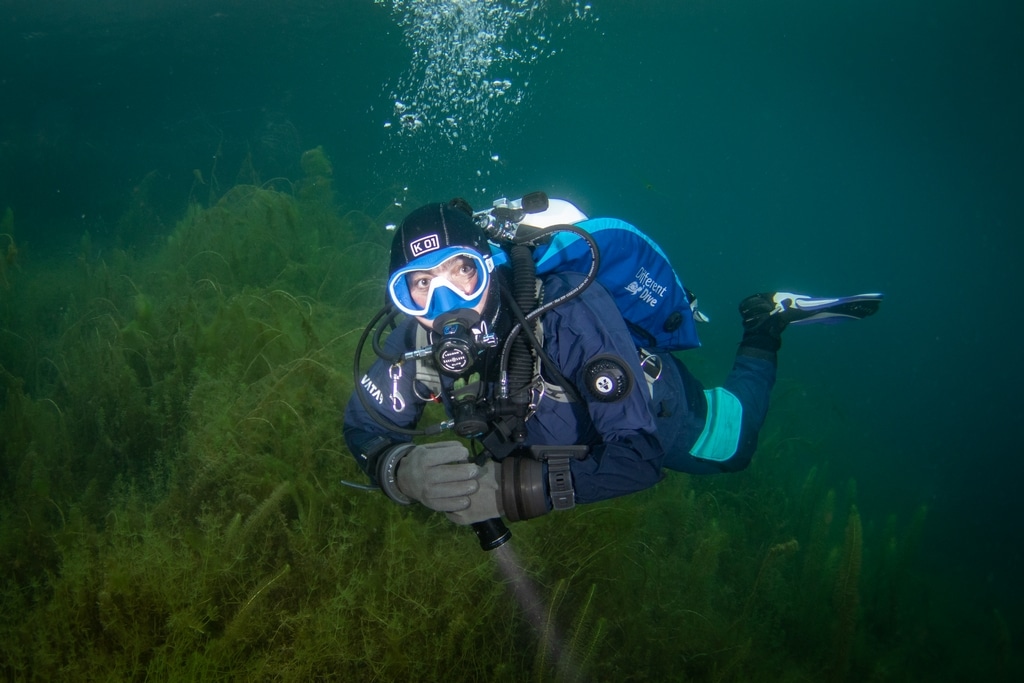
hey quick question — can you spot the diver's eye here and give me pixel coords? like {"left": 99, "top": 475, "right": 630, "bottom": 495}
{"left": 409, "top": 275, "right": 432, "bottom": 291}
{"left": 451, "top": 258, "right": 477, "bottom": 281}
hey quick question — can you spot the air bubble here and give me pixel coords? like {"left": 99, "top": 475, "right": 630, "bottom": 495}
{"left": 376, "top": 0, "right": 595, "bottom": 153}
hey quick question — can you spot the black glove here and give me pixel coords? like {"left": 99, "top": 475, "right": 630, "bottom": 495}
{"left": 738, "top": 293, "right": 784, "bottom": 354}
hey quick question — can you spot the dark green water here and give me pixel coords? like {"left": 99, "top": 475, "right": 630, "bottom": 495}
{"left": 2, "top": 0, "right": 1022, "bottom": 678}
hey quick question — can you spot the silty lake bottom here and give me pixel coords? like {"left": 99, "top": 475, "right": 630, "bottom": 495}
{"left": 1, "top": 1, "right": 1021, "bottom": 680}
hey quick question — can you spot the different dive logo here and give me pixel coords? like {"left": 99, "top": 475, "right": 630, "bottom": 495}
{"left": 626, "top": 266, "right": 669, "bottom": 307}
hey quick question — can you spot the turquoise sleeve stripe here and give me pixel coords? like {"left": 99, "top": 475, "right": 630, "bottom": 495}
{"left": 689, "top": 388, "right": 742, "bottom": 462}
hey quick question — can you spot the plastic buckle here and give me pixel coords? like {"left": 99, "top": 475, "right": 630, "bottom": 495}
{"left": 547, "top": 457, "right": 575, "bottom": 511}
{"left": 639, "top": 349, "right": 663, "bottom": 382}
{"left": 529, "top": 445, "right": 589, "bottom": 512}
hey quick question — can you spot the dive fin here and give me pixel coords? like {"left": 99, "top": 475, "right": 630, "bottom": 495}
{"left": 771, "top": 292, "right": 883, "bottom": 326}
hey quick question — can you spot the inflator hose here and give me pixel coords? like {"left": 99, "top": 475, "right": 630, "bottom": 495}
{"left": 497, "top": 223, "right": 600, "bottom": 392}
{"left": 505, "top": 244, "right": 539, "bottom": 408}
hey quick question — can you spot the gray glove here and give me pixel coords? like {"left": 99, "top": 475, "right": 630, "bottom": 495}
{"left": 446, "top": 459, "right": 504, "bottom": 526}
{"left": 395, "top": 441, "right": 480, "bottom": 513}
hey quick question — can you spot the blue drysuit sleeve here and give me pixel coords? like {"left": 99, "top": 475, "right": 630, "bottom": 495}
{"left": 342, "top": 318, "right": 427, "bottom": 482}
{"left": 535, "top": 273, "right": 666, "bottom": 503}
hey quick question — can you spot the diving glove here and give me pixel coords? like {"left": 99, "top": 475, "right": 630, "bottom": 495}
{"left": 378, "top": 443, "right": 559, "bottom": 524}
{"left": 377, "top": 441, "right": 480, "bottom": 512}
{"left": 445, "top": 459, "right": 504, "bottom": 526}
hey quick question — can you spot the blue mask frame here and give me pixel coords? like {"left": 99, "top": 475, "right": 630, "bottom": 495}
{"left": 388, "top": 247, "right": 494, "bottom": 319}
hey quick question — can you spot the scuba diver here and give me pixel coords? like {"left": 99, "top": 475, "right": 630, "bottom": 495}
{"left": 343, "top": 194, "right": 882, "bottom": 549}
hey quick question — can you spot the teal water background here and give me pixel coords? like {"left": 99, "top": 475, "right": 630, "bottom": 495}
{"left": 2, "top": 0, "right": 1022, "bottom": 673}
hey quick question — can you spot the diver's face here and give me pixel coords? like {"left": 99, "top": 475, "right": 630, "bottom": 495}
{"left": 406, "top": 254, "right": 479, "bottom": 307}
{"left": 405, "top": 254, "right": 488, "bottom": 326}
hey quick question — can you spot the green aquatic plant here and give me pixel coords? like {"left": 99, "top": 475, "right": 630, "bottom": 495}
{"left": 532, "top": 580, "right": 606, "bottom": 683}
{"left": 0, "top": 205, "right": 13, "bottom": 234}
{"left": 831, "top": 504, "right": 863, "bottom": 683}
{"left": 3, "top": 240, "right": 21, "bottom": 278}
{"left": 865, "top": 504, "right": 928, "bottom": 641}
{"left": 0, "top": 209, "right": 17, "bottom": 290}
{"left": 739, "top": 538, "right": 800, "bottom": 626}
{"left": 799, "top": 487, "right": 837, "bottom": 624}
{"left": 297, "top": 145, "right": 334, "bottom": 208}
{"left": 0, "top": 162, "right": 990, "bottom": 682}
{"left": 115, "top": 170, "right": 168, "bottom": 248}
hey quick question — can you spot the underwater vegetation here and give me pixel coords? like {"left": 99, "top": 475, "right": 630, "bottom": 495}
{"left": 0, "top": 152, "right": 1016, "bottom": 682}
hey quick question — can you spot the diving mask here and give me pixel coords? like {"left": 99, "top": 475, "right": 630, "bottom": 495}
{"left": 388, "top": 247, "right": 494, "bottom": 319}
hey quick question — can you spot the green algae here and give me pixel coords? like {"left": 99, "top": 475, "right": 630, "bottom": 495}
{"left": 0, "top": 149, "right": 1010, "bottom": 682}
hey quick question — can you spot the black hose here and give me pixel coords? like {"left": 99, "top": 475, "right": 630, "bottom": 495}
{"left": 499, "top": 285, "right": 583, "bottom": 404}
{"left": 371, "top": 306, "right": 404, "bottom": 363}
{"left": 352, "top": 304, "right": 433, "bottom": 437}
{"left": 498, "top": 223, "right": 601, "bottom": 387}
{"left": 505, "top": 244, "right": 538, "bottom": 407}
{"left": 517, "top": 223, "right": 600, "bottom": 324}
